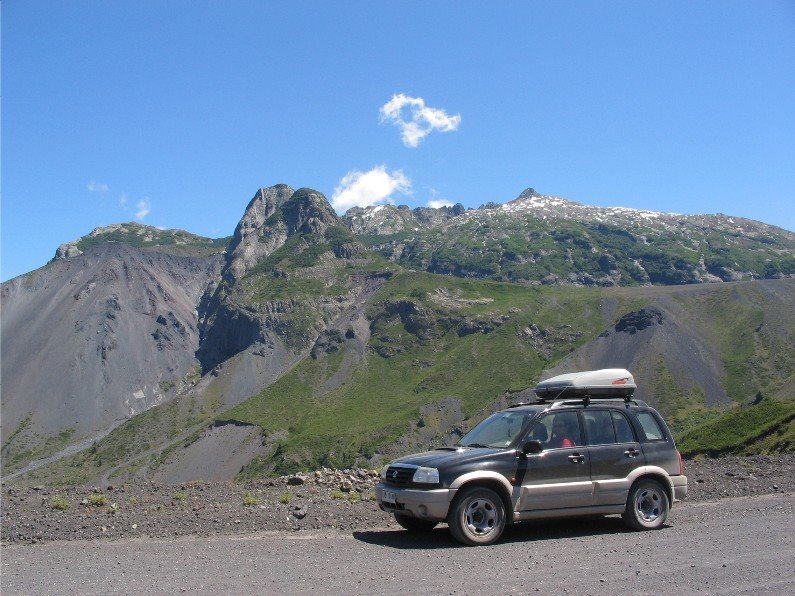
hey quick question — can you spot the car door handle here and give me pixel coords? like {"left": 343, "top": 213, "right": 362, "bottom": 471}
{"left": 624, "top": 448, "right": 640, "bottom": 458}
{"left": 568, "top": 453, "right": 585, "bottom": 464}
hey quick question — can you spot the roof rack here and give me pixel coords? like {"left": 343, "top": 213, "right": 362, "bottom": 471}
{"left": 509, "top": 395, "right": 647, "bottom": 408}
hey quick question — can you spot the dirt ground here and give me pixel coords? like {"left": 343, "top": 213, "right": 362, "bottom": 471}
{"left": 2, "top": 454, "right": 793, "bottom": 544}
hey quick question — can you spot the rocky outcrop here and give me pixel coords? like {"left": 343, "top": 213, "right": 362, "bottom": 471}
{"left": 613, "top": 308, "right": 664, "bottom": 334}
{"left": 224, "top": 185, "right": 294, "bottom": 282}
{"left": 197, "top": 186, "right": 367, "bottom": 372}
{"left": 343, "top": 203, "right": 466, "bottom": 236}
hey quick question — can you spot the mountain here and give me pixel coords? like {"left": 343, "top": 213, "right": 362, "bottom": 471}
{"left": 344, "top": 188, "right": 795, "bottom": 286}
{"left": 1, "top": 223, "right": 227, "bottom": 474}
{"left": 2, "top": 186, "right": 794, "bottom": 485}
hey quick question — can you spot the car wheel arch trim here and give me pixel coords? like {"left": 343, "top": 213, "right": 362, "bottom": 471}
{"left": 626, "top": 467, "right": 675, "bottom": 506}
{"left": 448, "top": 471, "right": 515, "bottom": 520}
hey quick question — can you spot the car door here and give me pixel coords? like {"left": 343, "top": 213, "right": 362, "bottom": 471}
{"left": 583, "top": 409, "right": 646, "bottom": 506}
{"left": 517, "top": 411, "right": 593, "bottom": 511}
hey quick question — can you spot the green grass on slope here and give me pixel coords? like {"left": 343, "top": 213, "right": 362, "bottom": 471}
{"left": 15, "top": 382, "right": 220, "bottom": 486}
{"left": 75, "top": 224, "right": 230, "bottom": 257}
{"left": 223, "top": 274, "right": 612, "bottom": 476}
{"left": 676, "top": 284, "right": 794, "bottom": 402}
{"left": 647, "top": 354, "right": 718, "bottom": 436}
{"left": 677, "top": 398, "right": 795, "bottom": 457}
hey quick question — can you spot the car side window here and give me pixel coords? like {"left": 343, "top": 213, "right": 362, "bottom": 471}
{"left": 583, "top": 410, "right": 616, "bottom": 445}
{"left": 636, "top": 411, "right": 666, "bottom": 441}
{"left": 611, "top": 411, "right": 636, "bottom": 443}
{"left": 535, "top": 412, "right": 582, "bottom": 449}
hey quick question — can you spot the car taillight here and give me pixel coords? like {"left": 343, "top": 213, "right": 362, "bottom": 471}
{"left": 678, "top": 450, "right": 685, "bottom": 475}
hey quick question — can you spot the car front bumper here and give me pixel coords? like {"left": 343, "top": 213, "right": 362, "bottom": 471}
{"left": 376, "top": 483, "right": 455, "bottom": 521}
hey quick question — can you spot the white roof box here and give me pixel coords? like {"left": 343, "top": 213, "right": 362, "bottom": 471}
{"left": 534, "top": 368, "right": 636, "bottom": 399}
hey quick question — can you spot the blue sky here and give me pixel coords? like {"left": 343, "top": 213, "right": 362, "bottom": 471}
{"left": 2, "top": 1, "right": 794, "bottom": 281}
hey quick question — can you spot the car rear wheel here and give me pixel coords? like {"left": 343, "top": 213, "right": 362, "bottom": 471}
{"left": 622, "top": 479, "right": 669, "bottom": 530}
{"left": 448, "top": 486, "right": 506, "bottom": 546}
{"left": 393, "top": 514, "right": 438, "bottom": 533}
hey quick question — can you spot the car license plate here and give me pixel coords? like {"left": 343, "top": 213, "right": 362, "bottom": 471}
{"left": 382, "top": 490, "right": 396, "bottom": 504}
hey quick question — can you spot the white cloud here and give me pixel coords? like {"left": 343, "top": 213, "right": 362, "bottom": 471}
{"left": 331, "top": 166, "right": 411, "bottom": 212}
{"left": 427, "top": 199, "right": 453, "bottom": 209}
{"left": 119, "top": 193, "right": 128, "bottom": 207}
{"left": 88, "top": 180, "right": 110, "bottom": 193}
{"left": 380, "top": 93, "right": 461, "bottom": 147}
{"left": 135, "top": 199, "right": 151, "bottom": 220}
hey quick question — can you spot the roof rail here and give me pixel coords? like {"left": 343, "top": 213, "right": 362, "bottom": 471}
{"left": 508, "top": 394, "right": 647, "bottom": 408}
{"left": 538, "top": 393, "right": 636, "bottom": 404}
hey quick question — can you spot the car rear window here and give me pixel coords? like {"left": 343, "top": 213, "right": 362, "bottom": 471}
{"left": 611, "top": 411, "right": 636, "bottom": 443}
{"left": 583, "top": 411, "right": 616, "bottom": 445}
{"left": 636, "top": 411, "right": 666, "bottom": 441}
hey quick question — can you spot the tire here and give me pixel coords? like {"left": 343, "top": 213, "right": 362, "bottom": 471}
{"left": 622, "top": 479, "right": 669, "bottom": 531}
{"left": 393, "top": 514, "right": 438, "bottom": 533}
{"left": 447, "top": 486, "right": 507, "bottom": 546}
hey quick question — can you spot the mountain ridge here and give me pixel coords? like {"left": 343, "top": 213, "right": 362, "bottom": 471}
{"left": 3, "top": 184, "right": 794, "bottom": 484}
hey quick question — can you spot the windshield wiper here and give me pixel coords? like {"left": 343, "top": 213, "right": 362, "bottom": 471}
{"left": 461, "top": 443, "right": 490, "bottom": 448}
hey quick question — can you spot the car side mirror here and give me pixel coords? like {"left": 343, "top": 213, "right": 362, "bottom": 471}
{"left": 522, "top": 440, "right": 543, "bottom": 455}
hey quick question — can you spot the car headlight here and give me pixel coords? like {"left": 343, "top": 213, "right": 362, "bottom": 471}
{"left": 380, "top": 464, "right": 390, "bottom": 479}
{"left": 412, "top": 467, "right": 439, "bottom": 484}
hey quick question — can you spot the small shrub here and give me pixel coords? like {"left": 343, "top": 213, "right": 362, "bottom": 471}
{"left": 330, "top": 490, "right": 345, "bottom": 500}
{"left": 127, "top": 496, "right": 138, "bottom": 505}
{"left": 243, "top": 492, "right": 260, "bottom": 506}
{"left": 51, "top": 496, "right": 70, "bottom": 511}
{"left": 348, "top": 491, "right": 361, "bottom": 503}
{"left": 88, "top": 494, "right": 107, "bottom": 507}
{"left": 107, "top": 502, "right": 119, "bottom": 514}
{"left": 278, "top": 493, "right": 292, "bottom": 505}
{"left": 173, "top": 492, "right": 187, "bottom": 505}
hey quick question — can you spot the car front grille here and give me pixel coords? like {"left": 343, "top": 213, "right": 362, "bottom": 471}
{"left": 384, "top": 465, "right": 415, "bottom": 486}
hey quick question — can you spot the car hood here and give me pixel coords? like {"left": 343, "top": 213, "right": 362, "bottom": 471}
{"left": 391, "top": 447, "right": 505, "bottom": 470}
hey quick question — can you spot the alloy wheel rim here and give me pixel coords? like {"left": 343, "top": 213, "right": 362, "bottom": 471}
{"left": 464, "top": 498, "right": 498, "bottom": 535}
{"left": 636, "top": 487, "right": 663, "bottom": 522}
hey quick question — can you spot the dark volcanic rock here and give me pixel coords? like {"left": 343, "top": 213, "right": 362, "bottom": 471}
{"left": 614, "top": 308, "right": 664, "bottom": 335}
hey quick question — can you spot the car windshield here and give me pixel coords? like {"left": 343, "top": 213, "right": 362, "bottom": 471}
{"left": 458, "top": 410, "right": 539, "bottom": 449}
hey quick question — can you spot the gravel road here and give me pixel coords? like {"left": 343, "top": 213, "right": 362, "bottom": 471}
{"left": 3, "top": 492, "right": 793, "bottom": 595}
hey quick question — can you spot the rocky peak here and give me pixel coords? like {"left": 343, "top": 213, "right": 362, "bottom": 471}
{"left": 223, "top": 186, "right": 346, "bottom": 282}
{"left": 281, "top": 188, "right": 340, "bottom": 236}
{"left": 343, "top": 202, "right": 467, "bottom": 236}
{"left": 224, "top": 185, "right": 294, "bottom": 281}
{"left": 413, "top": 203, "right": 466, "bottom": 226}
{"left": 517, "top": 187, "right": 542, "bottom": 199}
{"left": 343, "top": 204, "right": 416, "bottom": 236}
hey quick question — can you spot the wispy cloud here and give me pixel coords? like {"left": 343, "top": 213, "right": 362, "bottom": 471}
{"left": 135, "top": 199, "right": 151, "bottom": 220}
{"left": 331, "top": 166, "right": 411, "bottom": 212}
{"left": 380, "top": 94, "right": 461, "bottom": 147}
{"left": 119, "top": 193, "right": 128, "bottom": 207}
{"left": 87, "top": 180, "right": 110, "bottom": 193}
{"left": 427, "top": 199, "right": 453, "bottom": 209}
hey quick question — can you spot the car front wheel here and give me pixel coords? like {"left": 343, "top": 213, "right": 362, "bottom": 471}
{"left": 448, "top": 486, "right": 506, "bottom": 546}
{"left": 622, "top": 479, "right": 669, "bottom": 530}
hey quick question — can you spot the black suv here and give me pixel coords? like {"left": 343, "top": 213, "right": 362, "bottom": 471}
{"left": 376, "top": 369, "right": 687, "bottom": 546}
